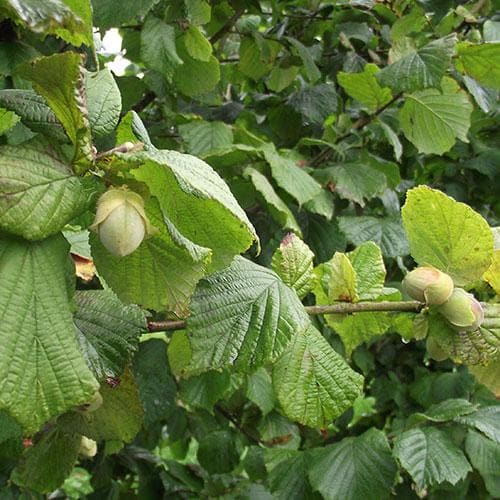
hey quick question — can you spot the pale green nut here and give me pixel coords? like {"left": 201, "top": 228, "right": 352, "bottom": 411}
{"left": 90, "top": 187, "right": 156, "bottom": 257}
{"left": 438, "top": 288, "right": 484, "bottom": 332}
{"left": 79, "top": 436, "right": 97, "bottom": 458}
{"left": 402, "top": 266, "right": 454, "bottom": 305}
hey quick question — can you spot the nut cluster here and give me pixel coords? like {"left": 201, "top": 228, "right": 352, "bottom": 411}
{"left": 403, "top": 266, "right": 484, "bottom": 332}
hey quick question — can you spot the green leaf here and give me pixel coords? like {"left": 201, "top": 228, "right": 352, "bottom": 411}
{"left": 0, "top": 107, "right": 19, "bottom": 135}
{"left": 84, "top": 69, "right": 121, "bottom": 137}
{"left": 0, "top": 40, "right": 39, "bottom": 77}
{"left": 0, "top": 411, "right": 23, "bottom": 473}
{"left": 267, "top": 450, "right": 315, "bottom": 500}
{"left": 308, "top": 428, "right": 397, "bottom": 500}
{"left": 184, "top": 26, "right": 212, "bottom": 61}
{"left": 348, "top": 396, "right": 377, "bottom": 428}
{"left": 483, "top": 20, "right": 500, "bottom": 41}
{"left": 313, "top": 252, "right": 358, "bottom": 304}
{"left": 456, "top": 42, "right": 500, "bottom": 90}
{"left": 465, "top": 430, "right": 500, "bottom": 497}
{"left": 246, "top": 368, "right": 276, "bottom": 415}
{"left": 239, "top": 37, "right": 281, "bottom": 81}
{"left": 455, "top": 406, "right": 500, "bottom": 443}
{"left": 58, "top": 0, "right": 93, "bottom": 47}
{"left": 259, "top": 411, "right": 301, "bottom": 449}
{"left": 185, "top": 257, "right": 310, "bottom": 374}
{"left": 390, "top": 6, "right": 427, "bottom": 41}
{"left": 178, "top": 120, "right": 233, "bottom": 156}
{"left": 11, "top": 428, "right": 81, "bottom": 494}
{"left": 0, "top": 411, "right": 22, "bottom": 445}
{"left": 273, "top": 324, "right": 364, "bottom": 428}
{"left": 0, "top": 89, "right": 67, "bottom": 141}
{"left": 394, "top": 427, "right": 472, "bottom": 492}
{"left": 378, "top": 120, "right": 403, "bottom": 162}
{"left": 304, "top": 189, "right": 335, "bottom": 219}
{"left": 263, "top": 145, "right": 322, "bottom": 206}
{"left": 338, "top": 215, "right": 406, "bottom": 260}
{"left": 184, "top": 0, "right": 211, "bottom": 25}
{"left": 0, "top": 141, "right": 88, "bottom": 240}
{"left": 140, "top": 16, "right": 183, "bottom": 81}
{"left": 402, "top": 185, "right": 494, "bottom": 286}
{"left": 3, "top": 0, "right": 92, "bottom": 47}
{"left": 287, "top": 84, "right": 338, "bottom": 125}
{"left": 469, "top": 352, "right": 500, "bottom": 397}
{"left": 0, "top": 235, "right": 98, "bottom": 433}
{"left": 132, "top": 149, "right": 257, "bottom": 270}
{"left": 73, "top": 368, "right": 144, "bottom": 442}
{"left": 266, "top": 66, "right": 300, "bottom": 92}
{"left": 317, "top": 162, "right": 387, "bottom": 207}
{"left": 133, "top": 339, "right": 177, "bottom": 425}
{"left": 348, "top": 241, "right": 386, "bottom": 300}
{"left": 91, "top": 0, "right": 158, "bottom": 29}
{"left": 484, "top": 249, "right": 500, "bottom": 294}
{"left": 320, "top": 245, "right": 389, "bottom": 307}
{"left": 74, "top": 290, "right": 146, "bottom": 380}
{"left": 328, "top": 312, "right": 392, "bottom": 357}
{"left": 19, "top": 53, "right": 92, "bottom": 167}
{"left": 197, "top": 430, "right": 239, "bottom": 474}
{"left": 329, "top": 252, "right": 359, "bottom": 302}
{"left": 271, "top": 233, "right": 314, "bottom": 299}
{"left": 463, "top": 76, "right": 497, "bottom": 113}
{"left": 285, "top": 37, "right": 320, "bottom": 83}
{"left": 377, "top": 37, "right": 455, "bottom": 93}
{"left": 173, "top": 34, "right": 220, "bottom": 96}
{"left": 116, "top": 110, "right": 152, "bottom": 148}
{"left": 411, "top": 398, "right": 478, "bottom": 423}
{"left": 90, "top": 197, "right": 210, "bottom": 314}
{"left": 179, "top": 370, "right": 230, "bottom": 412}
{"left": 338, "top": 64, "right": 392, "bottom": 111}
{"left": 399, "top": 77, "right": 473, "bottom": 155}
{"left": 245, "top": 167, "right": 302, "bottom": 235}
{"left": 167, "top": 331, "right": 191, "bottom": 378}
{"left": 426, "top": 306, "right": 499, "bottom": 365}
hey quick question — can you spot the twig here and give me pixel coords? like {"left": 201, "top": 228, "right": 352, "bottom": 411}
{"left": 132, "top": 91, "right": 156, "bottom": 113}
{"left": 214, "top": 404, "right": 263, "bottom": 445}
{"left": 148, "top": 320, "right": 186, "bottom": 332}
{"left": 146, "top": 300, "right": 423, "bottom": 332}
{"left": 94, "top": 142, "right": 141, "bottom": 160}
{"left": 305, "top": 301, "right": 423, "bottom": 315}
{"left": 210, "top": 7, "right": 245, "bottom": 44}
{"left": 310, "top": 92, "right": 403, "bottom": 167}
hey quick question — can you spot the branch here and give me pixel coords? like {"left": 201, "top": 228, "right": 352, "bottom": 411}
{"left": 310, "top": 92, "right": 403, "bottom": 167}
{"left": 146, "top": 300, "right": 423, "bottom": 332}
{"left": 210, "top": 7, "right": 245, "bottom": 44}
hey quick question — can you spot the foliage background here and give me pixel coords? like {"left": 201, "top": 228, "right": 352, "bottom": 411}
{"left": 0, "top": 0, "right": 499, "bottom": 498}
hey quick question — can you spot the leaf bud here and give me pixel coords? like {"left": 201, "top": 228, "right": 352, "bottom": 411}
{"left": 402, "top": 266, "right": 454, "bottom": 305}
{"left": 79, "top": 436, "right": 97, "bottom": 458}
{"left": 438, "top": 288, "right": 484, "bottom": 332}
{"left": 90, "top": 187, "right": 156, "bottom": 257}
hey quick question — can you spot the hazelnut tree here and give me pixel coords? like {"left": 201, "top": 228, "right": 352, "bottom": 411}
{"left": 0, "top": 0, "right": 499, "bottom": 498}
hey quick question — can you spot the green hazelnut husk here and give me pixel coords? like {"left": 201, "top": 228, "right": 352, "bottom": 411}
{"left": 90, "top": 187, "right": 157, "bottom": 257}
{"left": 77, "top": 390, "right": 103, "bottom": 413}
{"left": 438, "top": 288, "right": 484, "bottom": 332}
{"left": 79, "top": 436, "right": 97, "bottom": 458}
{"left": 402, "top": 266, "right": 454, "bottom": 305}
